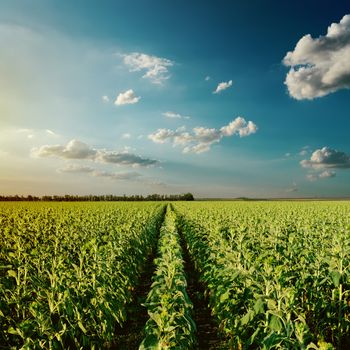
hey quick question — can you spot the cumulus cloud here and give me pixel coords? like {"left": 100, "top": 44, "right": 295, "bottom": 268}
{"left": 122, "top": 52, "right": 173, "bottom": 84}
{"left": 283, "top": 14, "right": 350, "bottom": 99}
{"left": 148, "top": 116, "right": 257, "bottom": 154}
{"left": 213, "top": 80, "right": 233, "bottom": 94}
{"left": 307, "top": 170, "right": 336, "bottom": 181}
{"left": 122, "top": 133, "right": 131, "bottom": 139}
{"left": 205, "top": 76, "right": 211, "bottom": 81}
{"left": 102, "top": 95, "right": 109, "bottom": 103}
{"left": 33, "top": 139, "right": 159, "bottom": 167}
{"left": 115, "top": 89, "right": 140, "bottom": 105}
{"left": 300, "top": 147, "right": 350, "bottom": 169}
{"left": 162, "top": 111, "right": 191, "bottom": 119}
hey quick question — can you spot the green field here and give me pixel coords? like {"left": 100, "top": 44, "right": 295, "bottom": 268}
{"left": 1, "top": 201, "right": 350, "bottom": 349}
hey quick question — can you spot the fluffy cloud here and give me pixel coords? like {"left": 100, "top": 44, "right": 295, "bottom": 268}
{"left": 122, "top": 52, "right": 173, "bottom": 84}
{"left": 213, "top": 80, "right": 233, "bottom": 94}
{"left": 300, "top": 147, "right": 350, "bottom": 169}
{"left": 102, "top": 95, "right": 109, "bottom": 103}
{"left": 148, "top": 116, "right": 257, "bottom": 154}
{"left": 115, "top": 89, "right": 140, "bottom": 105}
{"left": 307, "top": 170, "right": 336, "bottom": 181}
{"left": 58, "top": 163, "right": 141, "bottom": 181}
{"left": 283, "top": 14, "right": 350, "bottom": 99}
{"left": 205, "top": 76, "right": 211, "bottom": 81}
{"left": 122, "top": 133, "right": 131, "bottom": 139}
{"left": 33, "top": 139, "right": 159, "bottom": 167}
{"left": 162, "top": 111, "right": 191, "bottom": 119}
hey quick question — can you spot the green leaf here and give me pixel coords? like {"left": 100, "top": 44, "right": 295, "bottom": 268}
{"left": 220, "top": 290, "right": 230, "bottom": 303}
{"left": 269, "top": 315, "right": 283, "bottom": 332}
{"left": 78, "top": 321, "right": 87, "bottom": 334}
{"left": 7, "top": 270, "right": 17, "bottom": 278}
{"left": 253, "top": 298, "right": 265, "bottom": 314}
{"left": 139, "top": 334, "right": 160, "bottom": 350}
{"left": 330, "top": 271, "right": 341, "bottom": 287}
{"left": 241, "top": 309, "right": 255, "bottom": 326}
{"left": 7, "top": 327, "right": 18, "bottom": 335}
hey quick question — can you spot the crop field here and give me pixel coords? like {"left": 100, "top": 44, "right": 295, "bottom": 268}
{"left": 1, "top": 201, "right": 350, "bottom": 349}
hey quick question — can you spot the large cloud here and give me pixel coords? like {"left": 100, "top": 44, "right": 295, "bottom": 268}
{"left": 283, "top": 14, "right": 350, "bottom": 99}
{"left": 115, "top": 89, "right": 140, "bottom": 105}
{"left": 33, "top": 139, "right": 159, "bottom": 167}
{"left": 213, "top": 80, "right": 233, "bottom": 94}
{"left": 122, "top": 52, "right": 173, "bottom": 84}
{"left": 300, "top": 147, "right": 350, "bottom": 169}
{"left": 148, "top": 116, "right": 257, "bottom": 154}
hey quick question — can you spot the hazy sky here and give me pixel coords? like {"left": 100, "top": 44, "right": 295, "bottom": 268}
{"left": 1, "top": 0, "right": 350, "bottom": 197}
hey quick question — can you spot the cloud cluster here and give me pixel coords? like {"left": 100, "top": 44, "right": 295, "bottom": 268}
{"left": 162, "top": 111, "right": 190, "bottom": 119}
{"left": 33, "top": 139, "right": 159, "bottom": 167}
{"left": 59, "top": 164, "right": 141, "bottom": 181}
{"left": 301, "top": 147, "right": 350, "bottom": 169}
{"left": 213, "top": 80, "right": 233, "bottom": 94}
{"left": 301, "top": 146, "right": 350, "bottom": 181}
{"left": 307, "top": 170, "right": 336, "bottom": 181}
{"left": 122, "top": 52, "right": 173, "bottom": 84}
{"left": 283, "top": 14, "right": 350, "bottom": 99}
{"left": 115, "top": 89, "right": 140, "bottom": 105}
{"left": 148, "top": 116, "right": 257, "bottom": 154}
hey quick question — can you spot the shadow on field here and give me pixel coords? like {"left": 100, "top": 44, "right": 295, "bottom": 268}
{"left": 179, "top": 232, "right": 228, "bottom": 350}
{"left": 113, "top": 251, "right": 157, "bottom": 349}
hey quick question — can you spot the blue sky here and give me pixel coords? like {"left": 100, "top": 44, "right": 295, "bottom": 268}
{"left": 1, "top": 0, "right": 350, "bottom": 197}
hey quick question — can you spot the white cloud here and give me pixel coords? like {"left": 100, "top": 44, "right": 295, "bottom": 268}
{"left": 58, "top": 163, "right": 141, "bottom": 181}
{"left": 122, "top": 133, "right": 131, "bottom": 139}
{"left": 162, "top": 111, "right": 191, "bottom": 119}
{"left": 46, "top": 129, "right": 59, "bottom": 137}
{"left": 115, "top": 89, "right": 140, "bottom": 106}
{"left": 33, "top": 139, "right": 159, "bottom": 167}
{"left": 307, "top": 170, "right": 336, "bottom": 181}
{"left": 301, "top": 147, "right": 350, "bottom": 169}
{"left": 205, "top": 76, "right": 211, "bottom": 81}
{"left": 102, "top": 95, "right": 109, "bottom": 103}
{"left": 283, "top": 14, "right": 350, "bottom": 99}
{"left": 58, "top": 164, "right": 95, "bottom": 173}
{"left": 148, "top": 116, "right": 257, "bottom": 154}
{"left": 213, "top": 80, "right": 233, "bottom": 94}
{"left": 91, "top": 170, "right": 141, "bottom": 181}
{"left": 319, "top": 170, "right": 336, "bottom": 178}
{"left": 122, "top": 52, "right": 173, "bottom": 84}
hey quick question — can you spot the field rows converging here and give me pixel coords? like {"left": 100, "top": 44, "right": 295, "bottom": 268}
{"left": 1, "top": 201, "right": 350, "bottom": 349}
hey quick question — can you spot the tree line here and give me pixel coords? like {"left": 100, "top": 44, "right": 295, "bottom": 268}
{"left": 0, "top": 193, "right": 194, "bottom": 202}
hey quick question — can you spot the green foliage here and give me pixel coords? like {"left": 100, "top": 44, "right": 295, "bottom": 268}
{"left": 139, "top": 207, "right": 196, "bottom": 350}
{"left": 0, "top": 202, "right": 165, "bottom": 349}
{"left": 174, "top": 201, "right": 350, "bottom": 349}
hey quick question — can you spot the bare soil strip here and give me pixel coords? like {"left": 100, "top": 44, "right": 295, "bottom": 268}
{"left": 113, "top": 250, "right": 157, "bottom": 349}
{"left": 178, "top": 230, "right": 228, "bottom": 349}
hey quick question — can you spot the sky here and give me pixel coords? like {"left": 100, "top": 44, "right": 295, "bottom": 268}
{"left": 0, "top": 0, "right": 350, "bottom": 198}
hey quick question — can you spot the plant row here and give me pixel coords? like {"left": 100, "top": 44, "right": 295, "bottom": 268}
{"left": 139, "top": 206, "right": 196, "bottom": 350}
{"left": 0, "top": 202, "right": 165, "bottom": 349}
{"left": 174, "top": 202, "right": 350, "bottom": 349}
